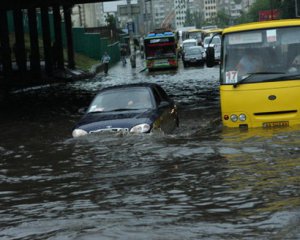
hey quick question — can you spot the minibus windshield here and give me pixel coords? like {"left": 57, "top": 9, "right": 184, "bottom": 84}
{"left": 221, "top": 26, "right": 300, "bottom": 85}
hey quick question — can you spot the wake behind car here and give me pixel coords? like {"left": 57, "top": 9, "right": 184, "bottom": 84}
{"left": 72, "top": 83, "right": 179, "bottom": 137}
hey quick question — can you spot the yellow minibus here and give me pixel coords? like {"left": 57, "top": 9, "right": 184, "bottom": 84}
{"left": 206, "top": 19, "right": 300, "bottom": 128}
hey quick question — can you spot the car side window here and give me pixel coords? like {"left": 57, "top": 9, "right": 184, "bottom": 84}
{"left": 152, "top": 87, "right": 162, "bottom": 105}
{"left": 155, "top": 86, "right": 170, "bottom": 102}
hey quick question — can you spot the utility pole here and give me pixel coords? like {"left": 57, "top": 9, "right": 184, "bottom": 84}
{"left": 144, "top": 0, "right": 152, "bottom": 34}
{"left": 145, "top": 0, "right": 148, "bottom": 34}
{"left": 127, "top": 0, "right": 136, "bottom": 68}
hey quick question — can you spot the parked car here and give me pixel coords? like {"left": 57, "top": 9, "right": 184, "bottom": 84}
{"left": 72, "top": 83, "right": 179, "bottom": 137}
{"left": 203, "top": 35, "right": 221, "bottom": 61}
{"left": 182, "top": 46, "right": 206, "bottom": 67}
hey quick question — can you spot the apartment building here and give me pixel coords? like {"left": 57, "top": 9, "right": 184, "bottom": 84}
{"left": 203, "top": 0, "right": 217, "bottom": 21}
{"left": 72, "top": 2, "right": 106, "bottom": 27}
{"left": 70, "top": 0, "right": 256, "bottom": 33}
{"left": 174, "top": 0, "right": 188, "bottom": 28}
{"left": 219, "top": 0, "right": 256, "bottom": 19}
{"left": 131, "top": 0, "right": 255, "bottom": 32}
{"left": 151, "top": 0, "right": 174, "bottom": 29}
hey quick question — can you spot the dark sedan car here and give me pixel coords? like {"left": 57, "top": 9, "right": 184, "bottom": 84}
{"left": 72, "top": 83, "right": 179, "bottom": 137}
{"left": 183, "top": 46, "right": 206, "bottom": 67}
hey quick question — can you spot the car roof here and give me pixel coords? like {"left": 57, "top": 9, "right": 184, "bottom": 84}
{"left": 182, "top": 39, "right": 197, "bottom": 43}
{"left": 98, "top": 82, "right": 161, "bottom": 92}
{"left": 188, "top": 46, "right": 202, "bottom": 49}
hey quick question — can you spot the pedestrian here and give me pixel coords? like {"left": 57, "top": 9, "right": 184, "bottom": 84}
{"left": 120, "top": 47, "right": 127, "bottom": 65}
{"left": 101, "top": 51, "right": 111, "bottom": 74}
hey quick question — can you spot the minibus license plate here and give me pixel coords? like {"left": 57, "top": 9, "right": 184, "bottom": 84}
{"left": 263, "top": 121, "right": 289, "bottom": 128}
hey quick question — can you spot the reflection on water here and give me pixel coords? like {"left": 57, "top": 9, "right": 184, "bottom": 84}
{"left": 0, "top": 62, "right": 300, "bottom": 239}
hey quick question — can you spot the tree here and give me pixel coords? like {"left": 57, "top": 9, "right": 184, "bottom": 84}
{"left": 184, "top": 8, "right": 194, "bottom": 27}
{"left": 238, "top": 0, "right": 296, "bottom": 24}
{"left": 105, "top": 13, "right": 116, "bottom": 28}
{"left": 194, "top": 11, "right": 204, "bottom": 29}
{"left": 280, "top": 0, "right": 296, "bottom": 18}
{"left": 216, "top": 10, "right": 231, "bottom": 27}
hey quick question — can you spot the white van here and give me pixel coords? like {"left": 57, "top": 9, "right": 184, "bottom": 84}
{"left": 203, "top": 35, "right": 221, "bottom": 61}
{"left": 182, "top": 39, "right": 198, "bottom": 51}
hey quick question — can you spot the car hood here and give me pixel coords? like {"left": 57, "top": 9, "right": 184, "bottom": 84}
{"left": 74, "top": 109, "right": 156, "bottom": 132}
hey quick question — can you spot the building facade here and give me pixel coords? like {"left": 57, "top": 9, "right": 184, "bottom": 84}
{"left": 72, "top": 2, "right": 106, "bottom": 28}
{"left": 71, "top": 0, "right": 256, "bottom": 36}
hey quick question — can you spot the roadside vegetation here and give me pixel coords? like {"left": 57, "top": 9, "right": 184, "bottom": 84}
{"left": 74, "top": 53, "right": 98, "bottom": 71}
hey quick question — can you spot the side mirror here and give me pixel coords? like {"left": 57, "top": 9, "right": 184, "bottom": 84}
{"left": 206, "top": 46, "right": 215, "bottom": 68}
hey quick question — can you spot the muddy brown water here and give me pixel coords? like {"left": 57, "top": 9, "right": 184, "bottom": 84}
{"left": 0, "top": 60, "right": 300, "bottom": 239}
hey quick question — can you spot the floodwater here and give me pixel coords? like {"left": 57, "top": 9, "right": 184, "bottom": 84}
{"left": 0, "top": 59, "right": 300, "bottom": 240}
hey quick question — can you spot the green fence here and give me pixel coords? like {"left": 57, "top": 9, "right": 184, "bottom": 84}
{"left": 72, "top": 28, "right": 120, "bottom": 65}
{"left": 7, "top": 11, "right": 121, "bottom": 65}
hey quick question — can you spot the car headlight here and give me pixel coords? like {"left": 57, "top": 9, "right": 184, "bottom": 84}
{"left": 72, "top": 129, "right": 88, "bottom": 138}
{"left": 239, "top": 114, "right": 247, "bottom": 121}
{"left": 130, "top": 124, "right": 151, "bottom": 133}
{"left": 230, "top": 114, "right": 238, "bottom": 122}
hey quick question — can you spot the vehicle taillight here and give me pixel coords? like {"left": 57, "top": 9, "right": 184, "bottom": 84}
{"left": 168, "top": 59, "right": 176, "bottom": 65}
{"left": 147, "top": 61, "right": 153, "bottom": 67}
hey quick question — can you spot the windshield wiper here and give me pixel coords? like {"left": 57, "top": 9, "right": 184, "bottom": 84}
{"left": 88, "top": 108, "right": 133, "bottom": 113}
{"left": 109, "top": 108, "right": 132, "bottom": 112}
{"left": 268, "top": 73, "right": 300, "bottom": 81}
{"left": 110, "top": 108, "right": 142, "bottom": 112}
{"left": 233, "top": 72, "right": 285, "bottom": 88}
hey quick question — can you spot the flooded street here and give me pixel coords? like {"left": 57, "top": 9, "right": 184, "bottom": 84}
{"left": 1, "top": 59, "right": 300, "bottom": 239}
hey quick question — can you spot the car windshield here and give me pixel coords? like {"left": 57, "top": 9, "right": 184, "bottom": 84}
{"left": 183, "top": 42, "right": 197, "bottom": 49}
{"left": 186, "top": 48, "right": 202, "bottom": 55}
{"left": 88, "top": 87, "right": 154, "bottom": 113}
{"left": 204, "top": 36, "right": 220, "bottom": 46}
{"left": 221, "top": 26, "right": 300, "bottom": 85}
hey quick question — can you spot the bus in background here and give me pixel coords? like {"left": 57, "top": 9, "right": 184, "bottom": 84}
{"left": 201, "top": 25, "right": 218, "bottom": 31}
{"left": 176, "top": 26, "right": 195, "bottom": 44}
{"left": 206, "top": 19, "right": 300, "bottom": 128}
{"left": 204, "top": 28, "right": 223, "bottom": 37}
{"left": 144, "top": 31, "right": 178, "bottom": 71}
{"left": 187, "top": 29, "right": 207, "bottom": 45}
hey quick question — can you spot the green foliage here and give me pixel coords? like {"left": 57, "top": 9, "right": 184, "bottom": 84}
{"left": 216, "top": 10, "right": 231, "bottom": 27}
{"left": 184, "top": 8, "right": 194, "bottom": 26}
{"left": 74, "top": 53, "right": 98, "bottom": 71}
{"left": 194, "top": 11, "right": 204, "bottom": 29}
{"left": 105, "top": 13, "right": 116, "bottom": 28}
{"left": 238, "top": 0, "right": 296, "bottom": 24}
{"left": 280, "top": 0, "right": 296, "bottom": 18}
{"left": 185, "top": 0, "right": 297, "bottom": 28}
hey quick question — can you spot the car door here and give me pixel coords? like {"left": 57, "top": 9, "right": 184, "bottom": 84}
{"left": 152, "top": 86, "right": 178, "bottom": 133}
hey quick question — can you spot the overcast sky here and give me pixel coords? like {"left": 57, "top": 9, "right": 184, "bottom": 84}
{"left": 103, "top": 0, "right": 137, "bottom": 12}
